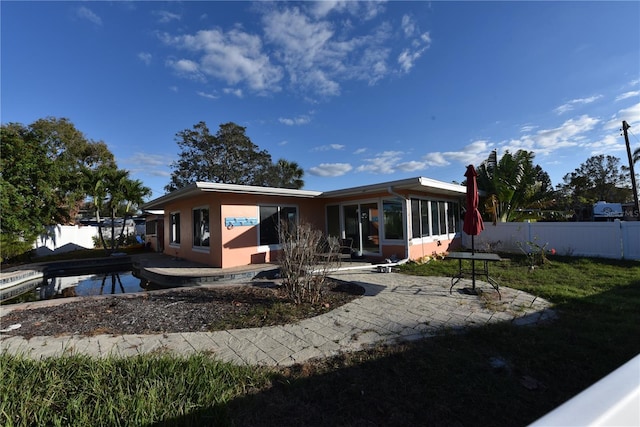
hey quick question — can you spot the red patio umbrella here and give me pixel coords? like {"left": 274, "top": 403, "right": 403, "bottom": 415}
{"left": 463, "top": 164, "right": 485, "bottom": 292}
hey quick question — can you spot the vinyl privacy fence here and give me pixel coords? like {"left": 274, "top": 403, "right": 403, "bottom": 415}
{"left": 32, "top": 224, "right": 145, "bottom": 256}
{"left": 461, "top": 221, "right": 640, "bottom": 260}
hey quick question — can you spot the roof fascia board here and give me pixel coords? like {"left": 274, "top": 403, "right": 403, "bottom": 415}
{"left": 142, "top": 182, "right": 321, "bottom": 210}
{"left": 142, "top": 177, "right": 466, "bottom": 210}
{"left": 320, "top": 177, "right": 466, "bottom": 198}
{"left": 195, "top": 182, "right": 321, "bottom": 198}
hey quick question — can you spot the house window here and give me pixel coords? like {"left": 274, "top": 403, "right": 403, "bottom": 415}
{"left": 447, "top": 201, "right": 460, "bottom": 234}
{"left": 431, "top": 201, "right": 447, "bottom": 236}
{"left": 411, "top": 199, "right": 431, "bottom": 238}
{"left": 145, "top": 220, "right": 157, "bottom": 236}
{"left": 259, "top": 205, "right": 298, "bottom": 245}
{"left": 169, "top": 212, "right": 180, "bottom": 244}
{"left": 326, "top": 205, "right": 340, "bottom": 238}
{"left": 383, "top": 200, "right": 404, "bottom": 240}
{"left": 192, "top": 208, "right": 209, "bottom": 247}
{"left": 411, "top": 198, "right": 459, "bottom": 238}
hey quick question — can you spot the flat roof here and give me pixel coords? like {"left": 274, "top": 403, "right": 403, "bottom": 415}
{"left": 320, "top": 176, "right": 466, "bottom": 198}
{"left": 141, "top": 176, "right": 465, "bottom": 210}
{"left": 142, "top": 182, "right": 322, "bottom": 210}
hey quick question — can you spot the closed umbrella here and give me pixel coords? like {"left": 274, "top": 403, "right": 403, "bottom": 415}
{"left": 463, "top": 164, "right": 485, "bottom": 293}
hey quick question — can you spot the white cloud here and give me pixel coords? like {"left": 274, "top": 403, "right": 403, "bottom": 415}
{"left": 603, "top": 102, "right": 640, "bottom": 130}
{"left": 439, "top": 140, "right": 493, "bottom": 165}
{"left": 401, "top": 15, "right": 416, "bottom": 37}
{"left": 161, "top": 28, "right": 283, "bottom": 93}
{"left": 356, "top": 151, "right": 403, "bottom": 174}
{"left": 581, "top": 133, "right": 625, "bottom": 156}
{"left": 423, "top": 152, "right": 450, "bottom": 167}
{"left": 310, "top": 1, "right": 385, "bottom": 21}
{"left": 138, "top": 52, "right": 152, "bottom": 65}
{"left": 615, "top": 91, "right": 640, "bottom": 102}
{"left": 124, "top": 153, "right": 173, "bottom": 177}
{"left": 308, "top": 163, "right": 353, "bottom": 177}
{"left": 279, "top": 115, "right": 311, "bottom": 126}
{"left": 353, "top": 148, "right": 367, "bottom": 155}
{"left": 197, "top": 91, "right": 219, "bottom": 100}
{"left": 313, "top": 144, "right": 345, "bottom": 151}
{"left": 534, "top": 115, "right": 599, "bottom": 152}
{"left": 396, "top": 160, "right": 427, "bottom": 172}
{"left": 553, "top": 95, "right": 602, "bottom": 115}
{"left": 153, "top": 10, "right": 181, "bottom": 24}
{"left": 263, "top": 6, "right": 397, "bottom": 92}
{"left": 223, "top": 88, "right": 243, "bottom": 98}
{"left": 159, "top": 3, "right": 430, "bottom": 98}
{"left": 310, "top": 1, "right": 349, "bottom": 18}
{"left": 397, "top": 31, "right": 431, "bottom": 73}
{"left": 167, "top": 58, "right": 199, "bottom": 73}
{"left": 76, "top": 6, "right": 102, "bottom": 26}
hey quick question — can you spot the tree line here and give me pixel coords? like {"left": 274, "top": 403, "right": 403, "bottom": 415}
{"left": 475, "top": 149, "right": 639, "bottom": 223}
{"left": 1, "top": 116, "right": 638, "bottom": 261}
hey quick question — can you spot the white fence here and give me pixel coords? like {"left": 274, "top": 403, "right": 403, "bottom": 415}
{"left": 33, "top": 224, "right": 145, "bottom": 256}
{"left": 33, "top": 225, "right": 100, "bottom": 256}
{"left": 461, "top": 221, "right": 640, "bottom": 260}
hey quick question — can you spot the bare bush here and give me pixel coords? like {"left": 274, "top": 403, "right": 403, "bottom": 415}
{"left": 278, "top": 222, "right": 340, "bottom": 304}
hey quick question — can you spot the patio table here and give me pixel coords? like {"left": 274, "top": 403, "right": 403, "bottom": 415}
{"left": 445, "top": 252, "right": 502, "bottom": 299}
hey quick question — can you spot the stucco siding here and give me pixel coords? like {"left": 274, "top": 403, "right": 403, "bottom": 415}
{"left": 408, "top": 237, "right": 461, "bottom": 261}
{"left": 220, "top": 204, "right": 260, "bottom": 268}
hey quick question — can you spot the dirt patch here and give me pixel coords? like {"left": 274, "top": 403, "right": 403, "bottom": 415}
{"left": 0, "top": 280, "right": 364, "bottom": 339}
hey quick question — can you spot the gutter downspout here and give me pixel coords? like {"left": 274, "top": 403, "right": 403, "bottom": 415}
{"left": 388, "top": 186, "right": 411, "bottom": 260}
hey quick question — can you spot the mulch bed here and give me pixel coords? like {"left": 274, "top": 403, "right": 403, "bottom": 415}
{"left": 0, "top": 280, "right": 364, "bottom": 339}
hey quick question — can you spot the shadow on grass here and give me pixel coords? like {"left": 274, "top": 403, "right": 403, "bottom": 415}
{"left": 150, "top": 280, "right": 640, "bottom": 427}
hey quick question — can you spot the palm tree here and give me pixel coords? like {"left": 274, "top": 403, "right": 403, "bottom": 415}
{"left": 112, "top": 177, "right": 151, "bottom": 248}
{"left": 477, "top": 150, "right": 553, "bottom": 222}
{"left": 85, "top": 167, "right": 151, "bottom": 253}
{"left": 633, "top": 146, "right": 639, "bottom": 165}
{"left": 269, "top": 159, "right": 305, "bottom": 189}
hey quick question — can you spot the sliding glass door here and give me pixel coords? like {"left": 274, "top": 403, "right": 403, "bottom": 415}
{"left": 343, "top": 202, "right": 380, "bottom": 255}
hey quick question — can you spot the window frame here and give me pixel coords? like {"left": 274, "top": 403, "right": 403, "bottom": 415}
{"left": 410, "top": 197, "right": 459, "bottom": 241}
{"left": 192, "top": 206, "right": 210, "bottom": 251}
{"left": 258, "top": 204, "right": 298, "bottom": 250}
{"left": 169, "top": 212, "right": 180, "bottom": 246}
{"left": 382, "top": 199, "right": 404, "bottom": 241}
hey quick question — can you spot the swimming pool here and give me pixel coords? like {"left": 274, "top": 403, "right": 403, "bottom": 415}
{"left": 1, "top": 270, "right": 159, "bottom": 305}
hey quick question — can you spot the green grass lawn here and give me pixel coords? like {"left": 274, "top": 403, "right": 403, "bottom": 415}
{"left": 2, "top": 254, "right": 639, "bottom": 426}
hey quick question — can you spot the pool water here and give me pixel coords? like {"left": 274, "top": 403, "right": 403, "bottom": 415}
{"left": 2, "top": 271, "right": 156, "bottom": 305}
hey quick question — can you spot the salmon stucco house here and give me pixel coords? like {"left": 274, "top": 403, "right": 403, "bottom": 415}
{"left": 141, "top": 176, "right": 466, "bottom": 268}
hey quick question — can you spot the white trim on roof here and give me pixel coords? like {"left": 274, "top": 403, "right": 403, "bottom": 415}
{"left": 141, "top": 177, "right": 465, "bottom": 210}
{"left": 320, "top": 176, "right": 465, "bottom": 198}
{"left": 142, "top": 182, "right": 321, "bottom": 210}
{"left": 194, "top": 182, "right": 321, "bottom": 197}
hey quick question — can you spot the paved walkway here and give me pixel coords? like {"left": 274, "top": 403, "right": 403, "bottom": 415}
{"left": 0, "top": 270, "right": 555, "bottom": 366}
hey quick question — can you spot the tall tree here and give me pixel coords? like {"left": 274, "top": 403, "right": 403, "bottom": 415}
{"left": 166, "top": 122, "right": 273, "bottom": 191}
{"left": 476, "top": 150, "right": 553, "bottom": 222}
{"left": 558, "top": 155, "right": 632, "bottom": 208}
{"left": 1, "top": 119, "right": 117, "bottom": 260}
{"left": 166, "top": 121, "right": 305, "bottom": 191}
{"left": 29, "top": 117, "right": 116, "bottom": 220}
{"left": 1, "top": 123, "right": 58, "bottom": 259}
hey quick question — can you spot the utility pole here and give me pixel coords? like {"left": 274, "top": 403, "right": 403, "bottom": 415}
{"left": 622, "top": 121, "right": 639, "bottom": 220}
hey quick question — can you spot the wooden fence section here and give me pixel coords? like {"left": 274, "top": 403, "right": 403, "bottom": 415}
{"left": 461, "top": 221, "right": 640, "bottom": 260}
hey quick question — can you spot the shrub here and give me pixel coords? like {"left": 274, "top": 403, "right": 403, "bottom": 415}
{"left": 278, "top": 222, "right": 340, "bottom": 304}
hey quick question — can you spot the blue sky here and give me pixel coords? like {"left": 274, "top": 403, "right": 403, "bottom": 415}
{"left": 2, "top": 1, "right": 639, "bottom": 200}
